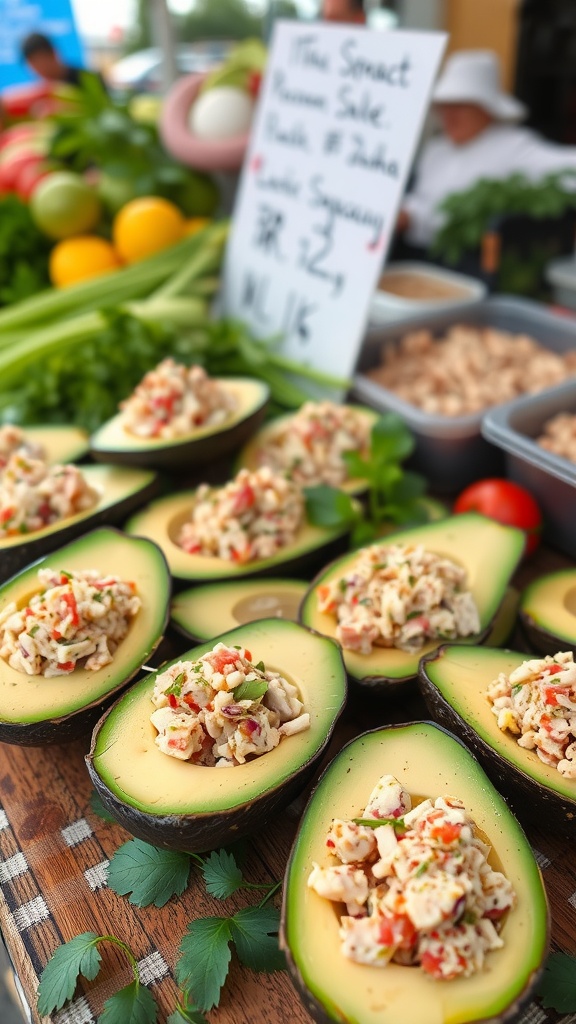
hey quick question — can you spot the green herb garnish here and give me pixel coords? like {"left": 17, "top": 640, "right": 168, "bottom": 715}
{"left": 234, "top": 679, "right": 268, "bottom": 702}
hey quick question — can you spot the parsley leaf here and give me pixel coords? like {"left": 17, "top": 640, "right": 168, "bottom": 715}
{"left": 165, "top": 672, "right": 186, "bottom": 697}
{"left": 201, "top": 849, "right": 244, "bottom": 900}
{"left": 233, "top": 679, "right": 268, "bottom": 702}
{"left": 107, "top": 839, "right": 191, "bottom": 907}
{"left": 229, "top": 905, "right": 286, "bottom": 973}
{"left": 99, "top": 979, "right": 157, "bottom": 1024}
{"left": 89, "top": 789, "right": 116, "bottom": 823}
{"left": 371, "top": 413, "right": 415, "bottom": 463}
{"left": 304, "top": 485, "right": 359, "bottom": 529}
{"left": 37, "top": 932, "right": 101, "bottom": 1014}
{"left": 537, "top": 952, "right": 576, "bottom": 1012}
{"left": 176, "top": 917, "right": 233, "bottom": 1011}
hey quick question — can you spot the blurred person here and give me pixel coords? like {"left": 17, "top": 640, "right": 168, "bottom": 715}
{"left": 398, "top": 50, "right": 576, "bottom": 250}
{"left": 20, "top": 32, "right": 105, "bottom": 89}
{"left": 322, "top": 0, "right": 366, "bottom": 25}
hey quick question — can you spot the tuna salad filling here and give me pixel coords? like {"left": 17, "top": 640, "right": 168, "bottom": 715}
{"left": 0, "top": 454, "right": 98, "bottom": 539}
{"left": 177, "top": 466, "right": 305, "bottom": 563}
{"left": 254, "top": 401, "right": 372, "bottom": 487}
{"left": 317, "top": 543, "right": 480, "bottom": 655}
{"left": 0, "top": 425, "right": 45, "bottom": 471}
{"left": 0, "top": 568, "right": 141, "bottom": 676}
{"left": 308, "top": 774, "right": 516, "bottom": 979}
{"left": 487, "top": 650, "right": 576, "bottom": 779}
{"left": 120, "top": 359, "right": 238, "bottom": 439}
{"left": 150, "top": 641, "right": 310, "bottom": 766}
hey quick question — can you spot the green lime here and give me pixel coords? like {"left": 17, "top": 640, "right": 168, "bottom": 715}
{"left": 30, "top": 171, "right": 102, "bottom": 240}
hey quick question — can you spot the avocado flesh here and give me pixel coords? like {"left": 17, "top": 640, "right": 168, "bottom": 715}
{"left": 420, "top": 644, "right": 576, "bottom": 806}
{"left": 90, "top": 378, "right": 269, "bottom": 466}
{"left": 520, "top": 569, "right": 576, "bottom": 652}
{"left": 171, "top": 578, "right": 307, "bottom": 640}
{"left": 25, "top": 425, "right": 89, "bottom": 464}
{"left": 0, "top": 527, "right": 170, "bottom": 725}
{"left": 126, "top": 491, "right": 351, "bottom": 582}
{"left": 300, "top": 514, "right": 524, "bottom": 686}
{"left": 235, "top": 405, "right": 379, "bottom": 495}
{"left": 282, "top": 722, "right": 548, "bottom": 1024}
{"left": 90, "top": 618, "right": 346, "bottom": 815}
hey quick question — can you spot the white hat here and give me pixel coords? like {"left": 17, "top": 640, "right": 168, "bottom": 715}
{"left": 433, "top": 50, "right": 526, "bottom": 122}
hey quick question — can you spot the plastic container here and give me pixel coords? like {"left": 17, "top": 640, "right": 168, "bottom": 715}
{"left": 352, "top": 296, "right": 576, "bottom": 493}
{"left": 482, "top": 379, "right": 576, "bottom": 557}
{"left": 370, "top": 261, "right": 486, "bottom": 325}
{"left": 546, "top": 256, "right": 576, "bottom": 312}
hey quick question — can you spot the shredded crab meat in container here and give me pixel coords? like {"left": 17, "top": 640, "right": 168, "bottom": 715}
{"left": 120, "top": 358, "right": 238, "bottom": 439}
{"left": 177, "top": 466, "right": 305, "bottom": 563}
{"left": 0, "top": 425, "right": 45, "bottom": 471}
{"left": 0, "top": 568, "right": 141, "bottom": 677}
{"left": 255, "top": 401, "right": 372, "bottom": 487}
{"left": 308, "top": 774, "right": 516, "bottom": 979}
{"left": 0, "top": 454, "right": 98, "bottom": 539}
{"left": 317, "top": 543, "right": 480, "bottom": 655}
{"left": 487, "top": 650, "right": 576, "bottom": 779}
{"left": 150, "top": 641, "right": 310, "bottom": 766}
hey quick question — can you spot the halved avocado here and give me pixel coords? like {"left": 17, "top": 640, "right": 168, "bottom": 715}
{"left": 419, "top": 645, "right": 576, "bottom": 836}
{"left": 126, "top": 491, "right": 353, "bottom": 583}
{"left": 485, "top": 586, "right": 519, "bottom": 648}
{"left": 0, "top": 527, "right": 170, "bottom": 745}
{"left": 235, "top": 404, "right": 379, "bottom": 494}
{"left": 0, "top": 464, "right": 157, "bottom": 584}
{"left": 171, "top": 578, "right": 307, "bottom": 641}
{"left": 281, "top": 721, "right": 549, "bottom": 1024}
{"left": 299, "top": 514, "right": 524, "bottom": 692}
{"left": 86, "top": 618, "right": 347, "bottom": 851}
{"left": 90, "top": 377, "right": 269, "bottom": 470}
{"left": 23, "top": 425, "right": 89, "bottom": 464}
{"left": 519, "top": 569, "right": 576, "bottom": 655}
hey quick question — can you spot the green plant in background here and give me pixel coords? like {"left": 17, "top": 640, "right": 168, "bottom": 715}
{"left": 0, "top": 195, "right": 52, "bottom": 307}
{"left": 47, "top": 76, "right": 219, "bottom": 218}
{"left": 431, "top": 170, "right": 576, "bottom": 297}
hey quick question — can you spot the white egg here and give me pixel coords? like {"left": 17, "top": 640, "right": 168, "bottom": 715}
{"left": 189, "top": 86, "right": 255, "bottom": 140}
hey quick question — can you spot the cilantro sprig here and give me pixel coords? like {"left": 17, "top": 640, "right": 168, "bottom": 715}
{"left": 304, "top": 412, "right": 430, "bottom": 546}
{"left": 352, "top": 816, "right": 407, "bottom": 835}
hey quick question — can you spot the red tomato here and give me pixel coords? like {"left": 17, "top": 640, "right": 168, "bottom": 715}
{"left": 453, "top": 479, "right": 542, "bottom": 556}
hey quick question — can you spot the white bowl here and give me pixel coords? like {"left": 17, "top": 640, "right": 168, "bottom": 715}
{"left": 370, "top": 261, "right": 486, "bottom": 324}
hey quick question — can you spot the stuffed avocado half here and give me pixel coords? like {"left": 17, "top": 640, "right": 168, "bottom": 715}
{"left": 0, "top": 527, "right": 170, "bottom": 745}
{"left": 299, "top": 514, "right": 524, "bottom": 692}
{"left": 90, "top": 377, "right": 269, "bottom": 470}
{"left": 24, "top": 425, "right": 89, "bottom": 464}
{"left": 0, "top": 464, "right": 157, "bottom": 584}
{"left": 419, "top": 644, "right": 576, "bottom": 836}
{"left": 281, "top": 722, "right": 549, "bottom": 1024}
{"left": 86, "top": 618, "right": 347, "bottom": 851}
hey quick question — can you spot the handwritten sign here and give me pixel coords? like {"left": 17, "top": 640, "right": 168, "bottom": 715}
{"left": 222, "top": 21, "right": 446, "bottom": 384}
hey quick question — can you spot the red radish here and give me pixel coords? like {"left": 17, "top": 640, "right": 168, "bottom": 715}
{"left": 15, "top": 159, "right": 53, "bottom": 200}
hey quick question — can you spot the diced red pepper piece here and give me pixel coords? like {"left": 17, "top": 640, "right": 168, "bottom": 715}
{"left": 62, "top": 592, "right": 79, "bottom": 626}
{"left": 59, "top": 661, "right": 75, "bottom": 671}
{"left": 429, "top": 821, "right": 462, "bottom": 845}
{"left": 168, "top": 693, "right": 179, "bottom": 709}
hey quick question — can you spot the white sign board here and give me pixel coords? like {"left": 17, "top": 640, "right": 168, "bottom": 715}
{"left": 223, "top": 21, "right": 446, "bottom": 383}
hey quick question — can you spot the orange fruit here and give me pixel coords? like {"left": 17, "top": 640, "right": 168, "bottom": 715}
{"left": 112, "top": 196, "right": 185, "bottom": 264}
{"left": 49, "top": 236, "right": 121, "bottom": 288}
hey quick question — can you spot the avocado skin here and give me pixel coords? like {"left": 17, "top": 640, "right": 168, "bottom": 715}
{"left": 86, "top": 745, "right": 325, "bottom": 852}
{"left": 0, "top": 474, "right": 159, "bottom": 586}
{"left": 519, "top": 612, "right": 575, "bottom": 657}
{"left": 91, "top": 396, "right": 269, "bottom": 471}
{"left": 280, "top": 721, "right": 549, "bottom": 1024}
{"left": 0, "top": 694, "right": 129, "bottom": 747}
{"left": 419, "top": 645, "right": 576, "bottom": 838}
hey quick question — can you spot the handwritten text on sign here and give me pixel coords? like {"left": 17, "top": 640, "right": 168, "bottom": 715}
{"left": 223, "top": 22, "right": 446, "bottom": 382}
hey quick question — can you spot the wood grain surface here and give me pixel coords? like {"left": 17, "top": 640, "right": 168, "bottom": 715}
{"left": 0, "top": 542, "right": 575, "bottom": 1024}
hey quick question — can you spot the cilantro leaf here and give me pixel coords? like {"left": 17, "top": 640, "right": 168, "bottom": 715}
{"left": 99, "top": 980, "right": 157, "bottom": 1024}
{"left": 176, "top": 917, "right": 232, "bottom": 1011}
{"left": 233, "top": 679, "right": 268, "bottom": 702}
{"left": 304, "top": 485, "right": 359, "bottom": 529}
{"left": 371, "top": 413, "right": 415, "bottom": 463}
{"left": 89, "top": 789, "right": 116, "bottom": 823}
{"left": 537, "top": 952, "right": 576, "bottom": 1012}
{"left": 107, "top": 839, "right": 190, "bottom": 908}
{"left": 168, "top": 1002, "right": 210, "bottom": 1024}
{"left": 342, "top": 450, "right": 372, "bottom": 479}
{"left": 37, "top": 932, "right": 101, "bottom": 1015}
{"left": 202, "top": 849, "right": 244, "bottom": 900}
{"left": 230, "top": 905, "right": 286, "bottom": 973}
